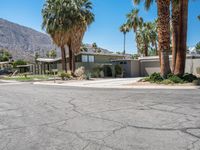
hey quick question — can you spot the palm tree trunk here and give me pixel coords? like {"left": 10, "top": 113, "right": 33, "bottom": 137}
{"left": 61, "top": 45, "right": 67, "bottom": 72}
{"left": 171, "top": 0, "right": 180, "bottom": 73}
{"left": 155, "top": 42, "right": 158, "bottom": 55}
{"left": 136, "top": 32, "right": 140, "bottom": 55}
{"left": 174, "top": 0, "right": 188, "bottom": 76}
{"left": 123, "top": 33, "right": 126, "bottom": 54}
{"left": 72, "top": 51, "right": 76, "bottom": 73}
{"left": 69, "top": 47, "right": 72, "bottom": 71}
{"left": 69, "top": 44, "right": 76, "bottom": 73}
{"left": 144, "top": 43, "right": 148, "bottom": 56}
{"left": 157, "top": 0, "right": 171, "bottom": 78}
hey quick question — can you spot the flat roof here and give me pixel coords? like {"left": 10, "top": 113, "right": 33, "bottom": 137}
{"left": 0, "top": 61, "right": 10, "bottom": 65}
{"left": 78, "top": 52, "right": 130, "bottom": 57}
{"left": 139, "top": 54, "right": 200, "bottom": 61}
{"left": 16, "top": 65, "right": 32, "bottom": 68}
{"left": 37, "top": 57, "right": 62, "bottom": 63}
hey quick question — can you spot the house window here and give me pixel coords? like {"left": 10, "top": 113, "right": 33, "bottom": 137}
{"left": 88, "top": 55, "right": 94, "bottom": 62}
{"left": 82, "top": 55, "right": 88, "bottom": 62}
{"left": 120, "top": 61, "right": 127, "bottom": 64}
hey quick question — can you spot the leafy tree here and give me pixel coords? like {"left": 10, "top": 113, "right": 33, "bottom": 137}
{"left": 0, "top": 49, "right": 12, "bottom": 62}
{"left": 132, "top": 54, "right": 140, "bottom": 59}
{"left": 196, "top": 42, "right": 200, "bottom": 53}
{"left": 49, "top": 49, "right": 57, "bottom": 58}
{"left": 46, "top": 51, "right": 50, "bottom": 58}
{"left": 34, "top": 52, "right": 40, "bottom": 63}
{"left": 92, "top": 43, "right": 98, "bottom": 49}
{"left": 80, "top": 44, "right": 88, "bottom": 52}
{"left": 13, "top": 60, "right": 27, "bottom": 68}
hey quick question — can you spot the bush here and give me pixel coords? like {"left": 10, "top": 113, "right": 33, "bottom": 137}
{"left": 85, "top": 72, "right": 91, "bottom": 80}
{"left": 91, "top": 66, "right": 103, "bottom": 78}
{"left": 146, "top": 72, "right": 198, "bottom": 84}
{"left": 74, "top": 67, "right": 85, "bottom": 77}
{"left": 182, "top": 73, "right": 197, "bottom": 82}
{"left": 143, "top": 77, "right": 150, "bottom": 82}
{"left": 58, "top": 71, "right": 72, "bottom": 80}
{"left": 168, "top": 75, "right": 184, "bottom": 83}
{"left": 115, "top": 65, "right": 122, "bottom": 75}
{"left": 149, "top": 72, "right": 163, "bottom": 82}
{"left": 13, "top": 60, "right": 27, "bottom": 68}
{"left": 161, "top": 79, "right": 174, "bottom": 85}
{"left": 74, "top": 67, "right": 85, "bottom": 80}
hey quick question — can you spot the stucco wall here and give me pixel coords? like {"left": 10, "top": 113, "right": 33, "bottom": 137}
{"left": 130, "top": 60, "right": 140, "bottom": 77}
{"left": 139, "top": 56, "right": 200, "bottom": 77}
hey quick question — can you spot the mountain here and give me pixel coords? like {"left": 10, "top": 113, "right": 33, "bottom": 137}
{"left": 0, "top": 18, "right": 114, "bottom": 62}
{"left": 81, "top": 44, "right": 113, "bottom": 54}
{"left": 0, "top": 18, "right": 55, "bottom": 61}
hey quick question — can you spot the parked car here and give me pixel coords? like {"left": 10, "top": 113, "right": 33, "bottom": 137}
{"left": 0, "top": 69, "right": 13, "bottom": 75}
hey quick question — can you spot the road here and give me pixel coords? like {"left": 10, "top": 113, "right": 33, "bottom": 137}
{"left": 0, "top": 83, "right": 200, "bottom": 150}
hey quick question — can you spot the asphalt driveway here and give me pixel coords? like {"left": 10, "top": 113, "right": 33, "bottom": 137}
{"left": 0, "top": 83, "right": 200, "bottom": 150}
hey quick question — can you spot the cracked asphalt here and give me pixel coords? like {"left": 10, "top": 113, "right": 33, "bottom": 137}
{"left": 0, "top": 83, "right": 200, "bottom": 150}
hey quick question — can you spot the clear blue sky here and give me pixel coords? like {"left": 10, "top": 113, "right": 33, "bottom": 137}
{"left": 0, "top": 0, "right": 199, "bottom": 54}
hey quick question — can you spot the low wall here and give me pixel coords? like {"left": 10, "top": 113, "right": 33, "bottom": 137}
{"left": 139, "top": 56, "right": 200, "bottom": 76}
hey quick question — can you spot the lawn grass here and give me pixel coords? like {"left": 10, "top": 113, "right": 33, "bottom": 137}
{"left": 3, "top": 75, "right": 54, "bottom": 81}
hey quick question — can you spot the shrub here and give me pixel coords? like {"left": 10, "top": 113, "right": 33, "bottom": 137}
{"left": 161, "top": 79, "right": 174, "bottom": 85}
{"left": 74, "top": 67, "right": 85, "bottom": 78}
{"left": 74, "top": 67, "right": 85, "bottom": 80}
{"left": 91, "top": 66, "right": 103, "bottom": 78}
{"left": 115, "top": 65, "right": 122, "bottom": 75}
{"left": 149, "top": 72, "right": 163, "bottom": 82}
{"left": 143, "top": 77, "right": 150, "bottom": 82}
{"left": 13, "top": 60, "right": 27, "bottom": 68}
{"left": 167, "top": 73, "right": 174, "bottom": 79}
{"left": 168, "top": 75, "right": 184, "bottom": 83}
{"left": 182, "top": 73, "right": 197, "bottom": 82}
{"left": 58, "top": 71, "right": 72, "bottom": 80}
{"left": 85, "top": 72, "right": 91, "bottom": 80}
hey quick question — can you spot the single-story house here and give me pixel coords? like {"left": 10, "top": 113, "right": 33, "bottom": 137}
{"left": 0, "top": 61, "right": 11, "bottom": 69}
{"left": 35, "top": 52, "right": 131, "bottom": 77}
{"left": 35, "top": 52, "right": 200, "bottom": 78}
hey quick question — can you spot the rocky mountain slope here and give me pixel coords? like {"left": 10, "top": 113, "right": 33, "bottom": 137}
{"left": 0, "top": 18, "right": 56, "bottom": 61}
{"left": 0, "top": 18, "right": 113, "bottom": 62}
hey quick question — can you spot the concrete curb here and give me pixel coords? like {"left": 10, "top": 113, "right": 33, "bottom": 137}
{"left": 33, "top": 82, "right": 200, "bottom": 90}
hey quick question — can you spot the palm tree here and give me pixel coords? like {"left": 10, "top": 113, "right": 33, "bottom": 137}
{"left": 172, "top": 0, "right": 189, "bottom": 76}
{"left": 171, "top": 0, "right": 180, "bottom": 73}
{"left": 157, "top": 0, "right": 171, "bottom": 77}
{"left": 133, "top": 0, "right": 171, "bottom": 77}
{"left": 142, "top": 21, "right": 158, "bottom": 56}
{"left": 42, "top": 0, "right": 73, "bottom": 72}
{"left": 69, "top": 0, "right": 94, "bottom": 72}
{"left": 126, "top": 9, "right": 143, "bottom": 32}
{"left": 147, "top": 21, "right": 158, "bottom": 55}
{"left": 42, "top": 0, "right": 94, "bottom": 73}
{"left": 137, "top": 25, "right": 150, "bottom": 56}
{"left": 133, "top": 0, "right": 153, "bottom": 11}
{"left": 125, "top": 9, "right": 143, "bottom": 55}
{"left": 120, "top": 24, "right": 130, "bottom": 54}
